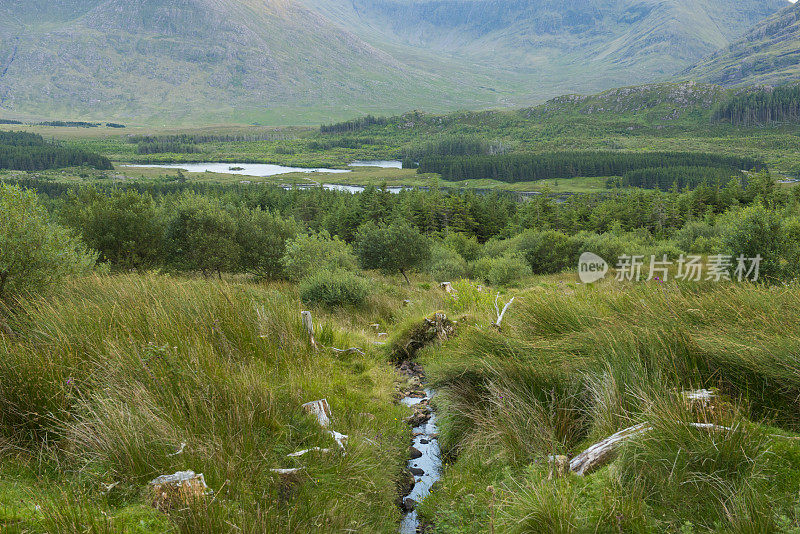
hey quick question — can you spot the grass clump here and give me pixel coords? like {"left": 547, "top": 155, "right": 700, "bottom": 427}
{"left": 299, "top": 269, "right": 370, "bottom": 308}
{"left": 420, "top": 280, "right": 800, "bottom": 532}
{"left": 0, "top": 273, "right": 410, "bottom": 532}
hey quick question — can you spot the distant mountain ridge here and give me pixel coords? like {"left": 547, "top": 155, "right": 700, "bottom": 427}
{"left": 0, "top": 0, "right": 790, "bottom": 124}
{"left": 681, "top": 0, "right": 800, "bottom": 87}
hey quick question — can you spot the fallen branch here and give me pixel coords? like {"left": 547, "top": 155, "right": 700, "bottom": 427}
{"left": 492, "top": 293, "right": 515, "bottom": 332}
{"left": 328, "top": 430, "right": 348, "bottom": 449}
{"left": 167, "top": 442, "right": 187, "bottom": 457}
{"left": 270, "top": 467, "right": 305, "bottom": 475}
{"left": 569, "top": 423, "right": 650, "bottom": 476}
{"left": 569, "top": 421, "right": 736, "bottom": 476}
{"left": 330, "top": 347, "right": 365, "bottom": 356}
{"left": 287, "top": 447, "right": 332, "bottom": 458}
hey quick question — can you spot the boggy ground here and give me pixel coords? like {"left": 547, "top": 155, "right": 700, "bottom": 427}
{"left": 417, "top": 280, "right": 800, "bottom": 533}
{"left": 0, "top": 273, "right": 458, "bottom": 533}
{"left": 2, "top": 273, "right": 799, "bottom": 533}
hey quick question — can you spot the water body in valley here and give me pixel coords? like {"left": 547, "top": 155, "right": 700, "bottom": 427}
{"left": 123, "top": 162, "right": 351, "bottom": 177}
{"left": 349, "top": 160, "right": 403, "bottom": 168}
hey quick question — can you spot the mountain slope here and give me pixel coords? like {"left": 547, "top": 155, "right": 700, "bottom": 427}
{"left": 303, "top": 0, "right": 785, "bottom": 74}
{"left": 681, "top": 1, "right": 800, "bottom": 86}
{"left": 0, "top": 0, "right": 789, "bottom": 124}
{"left": 0, "top": 0, "right": 505, "bottom": 124}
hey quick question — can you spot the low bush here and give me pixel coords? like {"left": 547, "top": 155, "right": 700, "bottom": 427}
{"left": 282, "top": 231, "right": 358, "bottom": 282}
{"left": 426, "top": 244, "right": 468, "bottom": 281}
{"left": 470, "top": 254, "right": 531, "bottom": 287}
{"left": 299, "top": 269, "right": 370, "bottom": 307}
{"left": 0, "top": 183, "right": 96, "bottom": 303}
{"left": 516, "top": 230, "right": 576, "bottom": 274}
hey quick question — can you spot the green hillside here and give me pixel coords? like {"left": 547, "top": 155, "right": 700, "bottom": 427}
{"left": 681, "top": 0, "right": 800, "bottom": 86}
{"left": 0, "top": 0, "right": 505, "bottom": 125}
{"left": 0, "top": 0, "right": 787, "bottom": 125}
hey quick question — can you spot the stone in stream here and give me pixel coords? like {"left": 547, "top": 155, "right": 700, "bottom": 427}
{"left": 395, "top": 469, "right": 416, "bottom": 509}
{"left": 402, "top": 497, "right": 417, "bottom": 512}
{"left": 407, "top": 410, "right": 431, "bottom": 427}
{"left": 420, "top": 438, "right": 430, "bottom": 445}
{"left": 409, "top": 467, "right": 425, "bottom": 476}
{"left": 409, "top": 446, "right": 422, "bottom": 459}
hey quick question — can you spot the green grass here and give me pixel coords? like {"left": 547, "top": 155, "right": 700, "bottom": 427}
{"left": 2, "top": 268, "right": 800, "bottom": 533}
{"left": 419, "top": 279, "right": 800, "bottom": 533}
{"left": 0, "top": 273, "right": 431, "bottom": 532}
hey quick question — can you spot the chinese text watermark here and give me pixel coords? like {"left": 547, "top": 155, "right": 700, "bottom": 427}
{"left": 578, "top": 253, "right": 761, "bottom": 284}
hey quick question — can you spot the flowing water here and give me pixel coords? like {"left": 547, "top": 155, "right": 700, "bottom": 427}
{"left": 399, "top": 389, "right": 442, "bottom": 534}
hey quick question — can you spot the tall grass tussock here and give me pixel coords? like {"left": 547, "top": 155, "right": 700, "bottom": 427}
{"left": 0, "top": 273, "right": 410, "bottom": 532}
{"left": 420, "top": 280, "right": 800, "bottom": 533}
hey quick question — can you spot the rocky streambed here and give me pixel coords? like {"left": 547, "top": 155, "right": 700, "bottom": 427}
{"left": 397, "top": 360, "right": 441, "bottom": 534}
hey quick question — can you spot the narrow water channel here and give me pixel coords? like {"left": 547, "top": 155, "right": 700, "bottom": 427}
{"left": 399, "top": 388, "right": 442, "bottom": 533}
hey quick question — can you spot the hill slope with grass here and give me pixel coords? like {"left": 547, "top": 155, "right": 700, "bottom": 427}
{"left": 681, "top": 0, "right": 800, "bottom": 86}
{"left": 0, "top": 0, "right": 504, "bottom": 125}
{"left": 0, "top": 0, "right": 787, "bottom": 124}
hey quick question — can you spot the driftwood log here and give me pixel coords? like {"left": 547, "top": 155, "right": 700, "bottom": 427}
{"left": 569, "top": 423, "right": 650, "bottom": 475}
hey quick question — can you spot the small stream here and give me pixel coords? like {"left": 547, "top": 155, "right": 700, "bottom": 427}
{"left": 399, "top": 388, "right": 442, "bottom": 533}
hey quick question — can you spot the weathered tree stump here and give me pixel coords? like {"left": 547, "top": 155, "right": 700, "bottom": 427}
{"left": 148, "top": 471, "right": 209, "bottom": 511}
{"left": 301, "top": 398, "right": 332, "bottom": 427}
{"left": 301, "top": 310, "right": 318, "bottom": 349}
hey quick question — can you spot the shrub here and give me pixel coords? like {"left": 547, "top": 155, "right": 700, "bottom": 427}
{"left": 426, "top": 244, "right": 468, "bottom": 281}
{"left": 444, "top": 233, "right": 482, "bottom": 262}
{"left": 58, "top": 187, "right": 164, "bottom": 270}
{"left": 487, "top": 254, "right": 532, "bottom": 287}
{"left": 299, "top": 269, "right": 369, "bottom": 307}
{"left": 282, "top": 231, "right": 358, "bottom": 282}
{"left": 483, "top": 236, "right": 518, "bottom": 259}
{"left": 0, "top": 183, "right": 96, "bottom": 302}
{"left": 718, "top": 204, "right": 783, "bottom": 281}
{"left": 780, "top": 215, "right": 800, "bottom": 280}
{"left": 516, "top": 230, "right": 576, "bottom": 274}
{"left": 235, "top": 208, "right": 299, "bottom": 280}
{"left": 568, "top": 231, "right": 631, "bottom": 266}
{"left": 469, "top": 256, "right": 494, "bottom": 282}
{"left": 164, "top": 193, "right": 240, "bottom": 277}
{"left": 354, "top": 221, "right": 430, "bottom": 284}
{"left": 673, "top": 220, "right": 721, "bottom": 254}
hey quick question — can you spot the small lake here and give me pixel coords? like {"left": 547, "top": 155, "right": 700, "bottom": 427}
{"left": 349, "top": 160, "right": 403, "bottom": 169}
{"left": 122, "top": 162, "right": 351, "bottom": 177}
{"left": 319, "top": 183, "right": 407, "bottom": 194}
